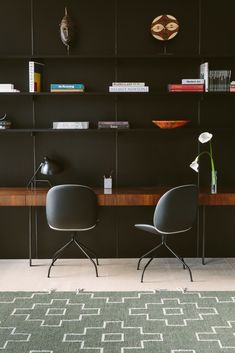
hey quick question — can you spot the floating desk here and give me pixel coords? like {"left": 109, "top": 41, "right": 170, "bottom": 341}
{"left": 1, "top": 187, "right": 235, "bottom": 265}
{"left": 2, "top": 187, "right": 235, "bottom": 206}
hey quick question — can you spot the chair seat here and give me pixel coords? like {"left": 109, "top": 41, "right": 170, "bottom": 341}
{"left": 134, "top": 224, "right": 159, "bottom": 235}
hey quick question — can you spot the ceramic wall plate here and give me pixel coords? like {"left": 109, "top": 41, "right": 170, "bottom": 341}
{"left": 152, "top": 120, "right": 189, "bottom": 129}
{"left": 151, "top": 15, "right": 179, "bottom": 41}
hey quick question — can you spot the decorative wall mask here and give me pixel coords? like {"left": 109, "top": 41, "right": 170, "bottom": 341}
{"left": 59, "top": 7, "right": 75, "bottom": 54}
{"left": 151, "top": 15, "right": 179, "bottom": 41}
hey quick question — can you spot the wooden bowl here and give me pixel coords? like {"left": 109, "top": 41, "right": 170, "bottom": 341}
{"left": 152, "top": 120, "right": 189, "bottom": 129}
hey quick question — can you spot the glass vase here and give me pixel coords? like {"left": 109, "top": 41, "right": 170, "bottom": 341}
{"left": 211, "top": 170, "right": 217, "bottom": 194}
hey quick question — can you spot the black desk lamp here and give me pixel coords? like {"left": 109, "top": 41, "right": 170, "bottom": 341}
{"left": 27, "top": 156, "right": 62, "bottom": 188}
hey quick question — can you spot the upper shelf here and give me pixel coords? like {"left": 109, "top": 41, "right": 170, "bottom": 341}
{"left": 0, "top": 92, "right": 234, "bottom": 97}
{"left": 1, "top": 54, "right": 235, "bottom": 59}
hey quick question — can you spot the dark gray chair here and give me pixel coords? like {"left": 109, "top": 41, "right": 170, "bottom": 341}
{"left": 46, "top": 184, "right": 99, "bottom": 278}
{"left": 135, "top": 184, "right": 198, "bottom": 282}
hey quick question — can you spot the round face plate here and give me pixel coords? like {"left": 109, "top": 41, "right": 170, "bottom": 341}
{"left": 151, "top": 14, "right": 179, "bottom": 41}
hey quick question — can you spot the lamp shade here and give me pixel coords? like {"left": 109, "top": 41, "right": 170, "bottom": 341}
{"left": 40, "top": 156, "right": 62, "bottom": 176}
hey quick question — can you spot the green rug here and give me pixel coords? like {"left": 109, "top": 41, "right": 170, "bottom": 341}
{"left": 0, "top": 290, "right": 235, "bottom": 352}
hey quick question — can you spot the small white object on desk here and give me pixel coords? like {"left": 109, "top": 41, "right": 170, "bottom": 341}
{"left": 104, "top": 177, "right": 112, "bottom": 189}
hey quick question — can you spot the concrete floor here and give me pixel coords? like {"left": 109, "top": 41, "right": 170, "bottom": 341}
{"left": 1, "top": 258, "right": 235, "bottom": 291}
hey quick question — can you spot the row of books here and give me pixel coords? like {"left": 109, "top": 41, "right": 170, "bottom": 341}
{"left": 52, "top": 121, "right": 130, "bottom": 129}
{"left": 168, "top": 63, "right": 233, "bottom": 92}
{"left": 109, "top": 82, "right": 149, "bottom": 92}
{"left": 4, "top": 61, "right": 233, "bottom": 94}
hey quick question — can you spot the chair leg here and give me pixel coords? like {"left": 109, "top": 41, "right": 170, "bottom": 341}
{"left": 74, "top": 238, "right": 99, "bottom": 277}
{"left": 78, "top": 240, "right": 99, "bottom": 266}
{"left": 141, "top": 257, "right": 154, "bottom": 283}
{"left": 137, "top": 242, "right": 164, "bottom": 270}
{"left": 48, "top": 238, "right": 74, "bottom": 278}
{"left": 165, "top": 243, "right": 193, "bottom": 282}
{"left": 181, "top": 257, "right": 186, "bottom": 270}
{"left": 140, "top": 242, "right": 165, "bottom": 282}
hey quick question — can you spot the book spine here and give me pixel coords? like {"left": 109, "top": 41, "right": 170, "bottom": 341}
{"left": 50, "top": 83, "right": 85, "bottom": 89}
{"left": 200, "top": 62, "right": 208, "bottom": 92}
{"left": 29, "top": 61, "right": 44, "bottom": 92}
{"left": 168, "top": 84, "right": 204, "bottom": 90}
{"left": 29, "top": 61, "right": 34, "bottom": 92}
{"left": 112, "top": 82, "right": 145, "bottom": 86}
{"left": 109, "top": 86, "right": 149, "bottom": 92}
{"left": 181, "top": 79, "right": 204, "bottom": 84}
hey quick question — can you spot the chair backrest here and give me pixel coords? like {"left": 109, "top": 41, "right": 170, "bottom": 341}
{"left": 46, "top": 184, "right": 98, "bottom": 231}
{"left": 153, "top": 184, "right": 198, "bottom": 234}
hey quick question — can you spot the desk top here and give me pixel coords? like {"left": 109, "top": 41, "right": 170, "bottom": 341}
{"left": 1, "top": 187, "right": 235, "bottom": 206}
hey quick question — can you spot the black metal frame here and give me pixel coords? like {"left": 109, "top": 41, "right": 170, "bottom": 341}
{"left": 137, "top": 234, "right": 193, "bottom": 283}
{"left": 47, "top": 231, "right": 99, "bottom": 278}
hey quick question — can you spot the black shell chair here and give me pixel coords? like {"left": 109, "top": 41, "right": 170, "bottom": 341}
{"left": 135, "top": 184, "right": 198, "bottom": 282}
{"left": 46, "top": 184, "right": 99, "bottom": 278}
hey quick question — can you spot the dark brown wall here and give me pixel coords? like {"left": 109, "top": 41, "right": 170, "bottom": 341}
{"left": 0, "top": 0, "right": 235, "bottom": 259}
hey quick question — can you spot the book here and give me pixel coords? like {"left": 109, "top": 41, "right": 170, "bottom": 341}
{"left": 112, "top": 82, "right": 145, "bottom": 86}
{"left": 98, "top": 121, "right": 129, "bottom": 129}
{"left": 29, "top": 61, "right": 44, "bottom": 92}
{"left": 181, "top": 79, "right": 204, "bottom": 84}
{"left": 0, "top": 83, "right": 14, "bottom": 91}
{"left": 109, "top": 86, "right": 149, "bottom": 92}
{"left": 168, "top": 84, "right": 204, "bottom": 91}
{"left": 50, "top": 89, "right": 84, "bottom": 92}
{"left": 50, "top": 83, "right": 85, "bottom": 90}
{"left": 200, "top": 62, "right": 209, "bottom": 92}
{"left": 53, "top": 121, "right": 89, "bottom": 129}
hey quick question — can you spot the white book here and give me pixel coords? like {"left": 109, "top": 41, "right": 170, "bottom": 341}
{"left": 109, "top": 86, "right": 149, "bottom": 92}
{"left": 200, "top": 62, "right": 209, "bottom": 92}
{"left": 112, "top": 82, "right": 145, "bottom": 86}
{"left": 181, "top": 79, "right": 204, "bottom": 84}
{"left": 0, "top": 84, "right": 14, "bottom": 90}
{"left": 53, "top": 121, "right": 89, "bottom": 129}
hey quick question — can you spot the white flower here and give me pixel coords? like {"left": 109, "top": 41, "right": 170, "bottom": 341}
{"left": 198, "top": 132, "right": 213, "bottom": 144}
{"left": 190, "top": 158, "right": 199, "bottom": 172}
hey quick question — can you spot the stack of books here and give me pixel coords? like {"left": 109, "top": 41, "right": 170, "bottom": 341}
{"left": 109, "top": 82, "right": 149, "bottom": 92}
{"left": 98, "top": 121, "right": 129, "bottom": 129}
{"left": 0, "top": 83, "right": 20, "bottom": 93}
{"left": 50, "top": 83, "right": 85, "bottom": 92}
{"left": 29, "top": 61, "right": 44, "bottom": 92}
{"left": 168, "top": 79, "right": 204, "bottom": 92}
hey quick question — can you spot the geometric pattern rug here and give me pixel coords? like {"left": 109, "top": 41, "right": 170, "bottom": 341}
{"left": 1, "top": 290, "right": 235, "bottom": 353}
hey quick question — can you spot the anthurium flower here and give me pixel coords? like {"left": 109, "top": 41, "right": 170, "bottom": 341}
{"left": 198, "top": 132, "right": 213, "bottom": 144}
{"left": 190, "top": 158, "right": 199, "bottom": 172}
{"left": 190, "top": 131, "right": 216, "bottom": 193}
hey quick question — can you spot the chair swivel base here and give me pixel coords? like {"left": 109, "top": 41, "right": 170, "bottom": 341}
{"left": 48, "top": 232, "right": 99, "bottom": 278}
{"left": 137, "top": 238, "right": 193, "bottom": 283}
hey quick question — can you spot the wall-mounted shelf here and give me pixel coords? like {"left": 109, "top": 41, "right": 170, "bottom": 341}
{"left": 1, "top": 0, "right": 235, "bottom": 260}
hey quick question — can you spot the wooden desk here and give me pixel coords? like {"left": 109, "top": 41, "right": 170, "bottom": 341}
{"left": 1, "top": 187, "right": 235, "bottom": 265}
{"left": 1, "top": 187, "right": 235, "bottom": 206}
